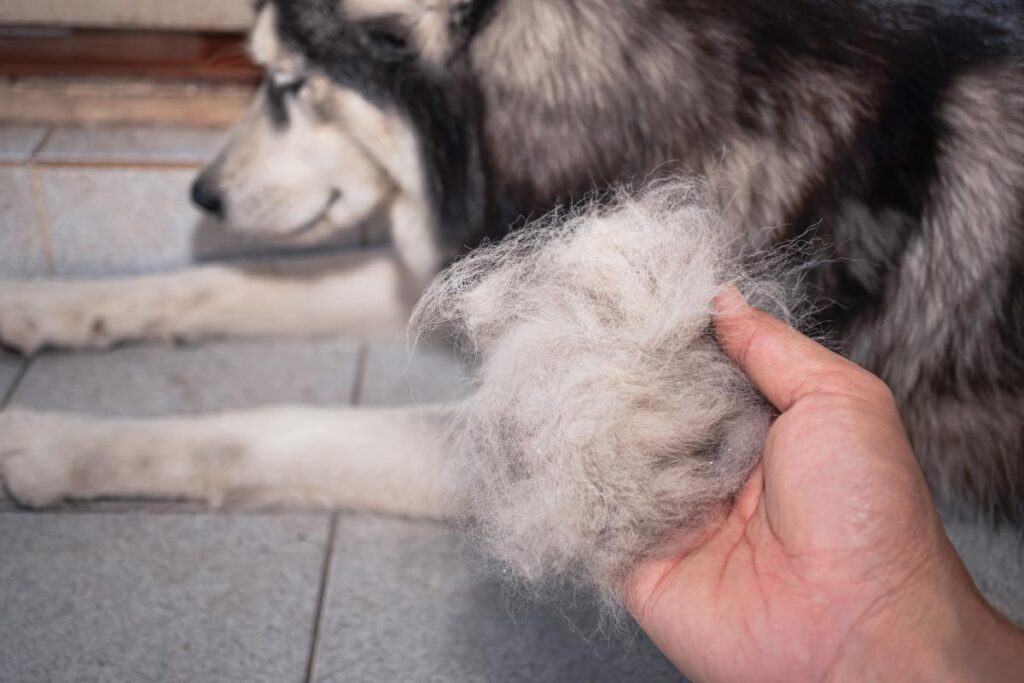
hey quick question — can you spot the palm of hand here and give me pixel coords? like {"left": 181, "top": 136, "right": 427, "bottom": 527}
{"left": 628, "top": 382, "right": 945, "bottom": 683}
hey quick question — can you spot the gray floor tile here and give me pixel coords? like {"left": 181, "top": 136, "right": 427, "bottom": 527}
{"left": 312, "top": 514, "right": 684, "bottom": 683}
{"left": 360, "top": 341, "right": 467, "bottom": 406}
{"left": 945, "top": 517, "right": 1024, "bottom": 625}
{"left": 0, "top": 167, "right": 51, "bottom": 279}
{"left": 38, "top": 125, "right": 226, "bottom": 165}
{"left": 0, "top": 125, "right": 47, "bottom": 162}
{"left": 0, "top": 512, "right": 328, "bottom": 683}
{"left": 0, "top": 352, "right": 24, "bottom": 507}
{"left": 39, "top": 167, "right": 202, "bottom": 277}
{"left": 0, "top": 350, "right": 24, "bottom": 501}
{"left": 0, "top": 351, "right": 24, "bottom": 403}
{"left": 10, "top": 339, "right": 359, "bottom": 417}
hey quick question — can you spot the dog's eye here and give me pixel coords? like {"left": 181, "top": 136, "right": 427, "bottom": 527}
{"left": 451, "top": 1, "right": 473, "bottom": 28}
{"left": 361, "top": 20, "right": 411, "bottom": 58}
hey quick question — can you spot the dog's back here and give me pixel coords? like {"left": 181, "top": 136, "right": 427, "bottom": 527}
{"left": 471, "top": 0, "right": 1024, "bottom": 515}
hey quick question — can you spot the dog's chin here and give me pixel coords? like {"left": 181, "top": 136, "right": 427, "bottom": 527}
{"left": 277, "top": 215, "right": 356, "bottom": 246}
{"left": 221, "top": 193, "right": 350, "bottom": 246}
{"left": 275, "top": 190, "right": 342, "bottom": 242}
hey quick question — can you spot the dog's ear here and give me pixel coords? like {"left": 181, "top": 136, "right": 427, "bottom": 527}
{"left": 342, "top": 0, "right": 466, "bottom": 16}
{"left": 249, "top": 2, "right": 305, "bottom": 74}
{"left": 342, "top": 0, "right": 473, "bottom": 64}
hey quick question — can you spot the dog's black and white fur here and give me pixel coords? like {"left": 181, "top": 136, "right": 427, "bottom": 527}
{"left": 0, "top": 0, "right": 1022, "bottom": 520}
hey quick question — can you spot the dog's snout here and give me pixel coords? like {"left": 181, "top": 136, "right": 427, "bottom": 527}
{"left": 191, "top": 176, "right": 225, "bottom": 219}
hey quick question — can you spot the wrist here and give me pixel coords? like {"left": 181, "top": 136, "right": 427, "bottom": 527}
{"left": 829, "top": 565, "right": 1024, "bottom": 683}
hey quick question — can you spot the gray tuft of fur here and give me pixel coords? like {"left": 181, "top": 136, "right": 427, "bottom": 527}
{"left": 415, "top": 180, "right": 795, "bottom": 609}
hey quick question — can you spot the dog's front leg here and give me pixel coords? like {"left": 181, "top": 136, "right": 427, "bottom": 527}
{"left": 0, "top": 405, "right": 455, "bottom": 518}
{"left": 0, "top": 248, "right": 417, "bottom": 354}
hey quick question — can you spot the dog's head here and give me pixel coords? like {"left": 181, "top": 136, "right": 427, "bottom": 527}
{"left": 192, "top": 0, "right": 496, "bottom": 274}
{"left": 192, "top": 3, "right": 395, "bottom": 244}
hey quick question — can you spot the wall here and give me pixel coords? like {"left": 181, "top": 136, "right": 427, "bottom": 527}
{"left": 0, "top": 0, "right": 252, "bottom": 31}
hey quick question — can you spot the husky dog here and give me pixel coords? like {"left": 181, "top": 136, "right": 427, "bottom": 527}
{"left": 1, "top": 0, "right": 1022, "bottom": 520}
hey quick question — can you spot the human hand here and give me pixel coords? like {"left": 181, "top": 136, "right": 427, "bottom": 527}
{"left": 626, "top": 289, "right": 1024, "bottom": 682}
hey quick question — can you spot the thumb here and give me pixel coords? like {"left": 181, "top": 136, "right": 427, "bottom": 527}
{"left": 713, "top": 287, "right": 886, "bottom": 412}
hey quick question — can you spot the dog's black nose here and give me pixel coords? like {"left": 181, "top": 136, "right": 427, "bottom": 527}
{"left": 191, "top": 176, "right": 225, "bottom": 219}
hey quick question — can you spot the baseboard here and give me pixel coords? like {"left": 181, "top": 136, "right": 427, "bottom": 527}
{"left": 0, "top": 28, "right": 259, "bottom": 82}
{"left": 0, "top": 27, "right": 258, "bottom": 125}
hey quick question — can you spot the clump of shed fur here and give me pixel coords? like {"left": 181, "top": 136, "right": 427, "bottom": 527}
{"left": 415, "top": 180, "right": 792, "bottom": 611}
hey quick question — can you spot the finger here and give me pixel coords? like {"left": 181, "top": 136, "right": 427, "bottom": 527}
{"left": 713, "top": 287, "right": 878, "bottom": 411}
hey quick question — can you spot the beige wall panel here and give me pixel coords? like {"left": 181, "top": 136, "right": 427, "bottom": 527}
{"left": 0, "top": 79, "right": 254, "bottom": 126}
{"left": 0, "top": 0, "right": 253, "bottom": 31}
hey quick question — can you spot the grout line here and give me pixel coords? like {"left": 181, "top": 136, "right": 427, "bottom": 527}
{"left": 0, "top": 358, "right": 33, "bottom": 410}
{"left": 29, "top": 126, "right": 54, "bottom": 160}
{"left": 303, "top": 512, "right": 339, "bottom": 683}
{"left": 28, "top": 163, "right": 57, "bottom": 276}
{"left": 349, "top": 344, "right": 368, "bottom": 407}
{"left": 302, "top": 333, "right": 363, "bottom": 680}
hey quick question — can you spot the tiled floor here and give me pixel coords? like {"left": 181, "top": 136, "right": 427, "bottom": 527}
{"left": 0, "top": 512, "right": 328, "bottom": 683}
{"left": 0, "top": 124, "right": 683, "bottom": 682}
{"left": 2, "top": 122, "right": 1023, "bottom": 682}
{"left": 0, "top": 339, "right": 683, "bottom": 683}
{"left": 10, "top": 339, "right": 362, "bottom": 417}
{"left": 0, "top": 123, "right": 367, "bottom": 280}
{"left": 0, "top": 167, "right": 50, "bottom": 278}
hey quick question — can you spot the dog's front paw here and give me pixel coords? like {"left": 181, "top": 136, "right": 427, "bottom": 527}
{"left": 0, "top": 295, "right": 51, "bottom": 355}
{"left": 0, "top": 282, "right": 131, "bottom": 354}
{"left": 0, "top": 410, "right": 74, "bottom": 507}
{"left": 0, "top": 284, "right": 85, "bottom": 354}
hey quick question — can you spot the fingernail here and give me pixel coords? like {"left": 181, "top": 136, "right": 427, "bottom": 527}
{"left": 713, "top": 285, "right": 748, "bottom": 316}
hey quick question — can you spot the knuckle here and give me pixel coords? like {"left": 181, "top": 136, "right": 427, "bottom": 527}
{"left": 806, "top": 365, "right": 895, "bottom": 405}
{"left": 856, "top": 372, "right": 895, "bottom": 401}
